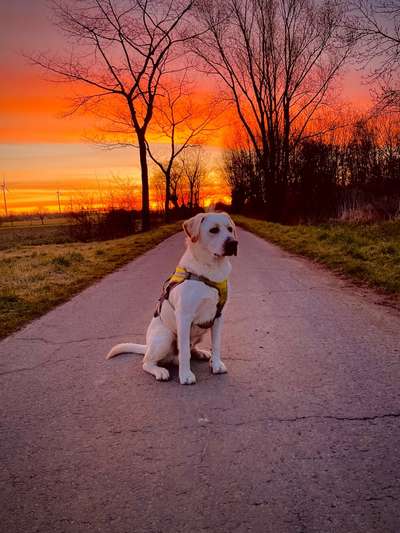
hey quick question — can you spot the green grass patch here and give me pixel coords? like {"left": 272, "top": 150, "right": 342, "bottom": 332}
{"left": 235, "top": 215, "right": 400, "bottom": 295}
{"left": 0, "top": 222, "right": 182, "bottom": 339}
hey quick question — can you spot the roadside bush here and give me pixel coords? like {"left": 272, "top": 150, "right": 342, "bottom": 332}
{"left": 68, "top": 209, "right": 137, "bottom": 241}
{"left": 69, "top": 210, "right": 100, "bottom": 241}
{"left": 98, "top": 209, "right": 136, "bottom": 239}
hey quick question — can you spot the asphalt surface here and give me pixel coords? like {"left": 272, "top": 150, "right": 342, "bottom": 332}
{"left": 1, "top": 229, "right": 400, "bottom": 533}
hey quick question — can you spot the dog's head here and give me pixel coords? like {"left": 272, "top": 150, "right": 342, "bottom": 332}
{"left": 183, "top": 212, "right": 238, "bottom": 258}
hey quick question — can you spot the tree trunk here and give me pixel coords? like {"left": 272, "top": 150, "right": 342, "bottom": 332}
{"left": 264, "top": 132, "right": 286, "bottom": 223}
{"left": 164, "top": 171, "right": 171, "bottom": 222}
{"left": 280, "top": 102, "right": 291, "bottom": 221}
{"left": 138, "top": 134, "right": 150, "bottom": 231}
{"left": 189, "top": 185, "right": 194, "bottom": 212}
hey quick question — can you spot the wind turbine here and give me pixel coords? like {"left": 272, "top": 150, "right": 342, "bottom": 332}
{"left": 56, "top": 189, "right": 62, "bottom": 214}
{"left": 1, "top": 176, "right": 8, "bottom": 217}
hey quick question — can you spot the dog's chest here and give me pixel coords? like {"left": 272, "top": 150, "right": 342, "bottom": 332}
{"left": 193, "top": 295, "right": 218, "bottom": 328}
{"left": 165, "top": 282, "right": 219, "bottom": 334}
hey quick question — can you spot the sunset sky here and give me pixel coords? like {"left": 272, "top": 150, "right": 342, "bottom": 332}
{"left": 0, "top": 0, "right": 372, "bottom": 214}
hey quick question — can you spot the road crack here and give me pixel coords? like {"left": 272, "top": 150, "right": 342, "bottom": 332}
{"left": 270, "top": 413, "right": 400, "bottom": 423}
{"left": 11, "top": 333, "right": 143, "bottom": 346}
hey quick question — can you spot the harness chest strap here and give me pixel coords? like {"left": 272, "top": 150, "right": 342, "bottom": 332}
{"left": 154, "top": 266, "right": 228, "bottom": 327}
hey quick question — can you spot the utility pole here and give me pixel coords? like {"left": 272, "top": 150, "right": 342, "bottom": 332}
{"left": 1, "top": 176, "right": 8, "bottom": 217}
{"left": 56, "top": 190, "right": 62, "bottom": 214}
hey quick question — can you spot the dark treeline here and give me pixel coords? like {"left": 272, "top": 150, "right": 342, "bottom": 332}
{"left": 225, "top": 114, "right": 400, "bottom": 223}
{"left": 31, "top": 0, "right": 400, "bottom": 228}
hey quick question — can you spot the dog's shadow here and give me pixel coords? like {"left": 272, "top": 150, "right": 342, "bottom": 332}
{"left": 110, "top": 350, "right": 222, "bottom": 385}
{"left": 161, "top": 358, "right": 215, "bottom": 384}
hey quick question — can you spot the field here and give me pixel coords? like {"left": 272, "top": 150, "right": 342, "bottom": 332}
{"left": 235, "top": 215, "right": 400, "bottom": 297}
{"left": 0, "top": 222, "right": 181, "bottom": 339}
{"left": 0, "top": 218, "right": 75, "bottom": 249}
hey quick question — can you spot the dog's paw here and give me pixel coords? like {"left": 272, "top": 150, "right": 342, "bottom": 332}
{"left": 191, "top": 348, "right": 211, "bottom": 361}
{"left": 154, "top": 367, "right": 170, "bottom": 381}
{"left": 210, "top": 360, "right": 227, "bottom": 374}
{"left": 179, "top": 370, "right": 197, "bottom": 385}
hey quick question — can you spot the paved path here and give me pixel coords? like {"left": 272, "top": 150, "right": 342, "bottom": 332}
{"left": 1, "top": 229, "right": 400, "bottom": 533}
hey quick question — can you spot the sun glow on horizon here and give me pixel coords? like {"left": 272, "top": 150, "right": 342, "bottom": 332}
{"left": 0, "top": 0, "right": 375, "bottom": 214}
{"left": 0, "top": 141, "right": 229, "bottom": 214}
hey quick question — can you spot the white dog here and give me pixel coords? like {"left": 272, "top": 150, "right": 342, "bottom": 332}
{"left": 106, "top": 212, "right": 238, "bottom": 385}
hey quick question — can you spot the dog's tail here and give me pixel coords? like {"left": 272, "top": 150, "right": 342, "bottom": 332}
{"left": 106, "top": 343, "right": 146, "bottom": 360}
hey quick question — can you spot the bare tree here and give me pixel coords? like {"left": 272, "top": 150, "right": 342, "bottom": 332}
{"left": 223, "top": 142, "right": 262, "bottom": 213}
{"left": 181, "top": 147, "right": 206, "bottom": 210}
{"left": 169, "top": 159, "right": 186, "bottom": 209}
{"left": 30, "top": 0, "right": 195, "bottom": 230}
{"left": 348, "top": 1, "right": 400, "bottom": 111}
{"left": 150, "top": 171, "right": 166, "bottom": 213}
{"left": 193, "top": 0, "right": 351, "bottom": 220}
{"left": 104, "top": 175, "right": 137, "bottom": 211}
{"left": 36, "top": 207, "right": 48, "bottom": 225}
{"left": 146, "top": 73, "right": 218, "bottom": 217}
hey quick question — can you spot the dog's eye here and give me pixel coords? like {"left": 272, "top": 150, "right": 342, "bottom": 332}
{"left": 209, "top": 227, "right": 219, "bottom": 234}
{"left": 228, "top": 227, "right": 233, "bottom": 233}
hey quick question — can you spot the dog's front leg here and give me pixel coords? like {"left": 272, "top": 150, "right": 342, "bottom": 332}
{"left": 176, "top": 313, "right": 196, "bottom": 385}
{"left": 210, "top": 316, "right": 227, "bottom": 374}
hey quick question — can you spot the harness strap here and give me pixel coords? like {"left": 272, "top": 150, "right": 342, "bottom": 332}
{"left": 154, "top": 266, "right": 228, "bottom": 328}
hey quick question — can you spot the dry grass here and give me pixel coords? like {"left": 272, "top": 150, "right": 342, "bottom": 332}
{"left": 0, "top": 222, "right": 76, "bottom": 249}
{"left": 235, "top": 215, "right": 400, "bottom": 296}
{"left": 0, "top": 222, "right": 181, "bottom": 339}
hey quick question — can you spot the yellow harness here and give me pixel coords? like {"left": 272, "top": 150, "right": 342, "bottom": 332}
{"left": 154, "top": 266, "right": 228, "bottom": 328}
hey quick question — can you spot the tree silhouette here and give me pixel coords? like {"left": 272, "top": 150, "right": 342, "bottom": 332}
{"left": 348, "top": 0, "right": 400, "bottom": 111}
{"left": 194, "top": 0, "right": 351, "bottom": 220}
{"left": 31, "top": 0, "right": 195, "bottom": 230}
{"left": 146, "top": 74, "right": 218, "bottom": 217}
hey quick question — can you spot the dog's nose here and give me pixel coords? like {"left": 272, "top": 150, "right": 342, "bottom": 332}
{"left": 224, "top": 238, "right": 238, "bottom": 256}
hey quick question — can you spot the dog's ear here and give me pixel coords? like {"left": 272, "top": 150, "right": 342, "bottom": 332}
{"left": 226, "top": 214, "right": 237, "bottom": 239}
{"left": 183, "top": 213, "right": 205, "bottom": 243}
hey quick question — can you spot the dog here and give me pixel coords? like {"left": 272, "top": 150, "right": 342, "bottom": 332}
{"left": 106, "top": 212, "right": 238, "bottom": 385}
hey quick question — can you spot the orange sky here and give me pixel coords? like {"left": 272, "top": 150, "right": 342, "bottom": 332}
{"left": 0, "top": 0, "right": 372, "bottom": 214}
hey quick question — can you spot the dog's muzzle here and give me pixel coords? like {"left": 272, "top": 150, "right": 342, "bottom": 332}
{"left": 223, "top": 238, "right": 238, "bottom": 256}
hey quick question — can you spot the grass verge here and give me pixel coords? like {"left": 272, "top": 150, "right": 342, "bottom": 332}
{"left": 235, "top": 215, "right": 400, "bottom": 297}
{"left": 0, "top": 222, "right": 181, "bottom": 339}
